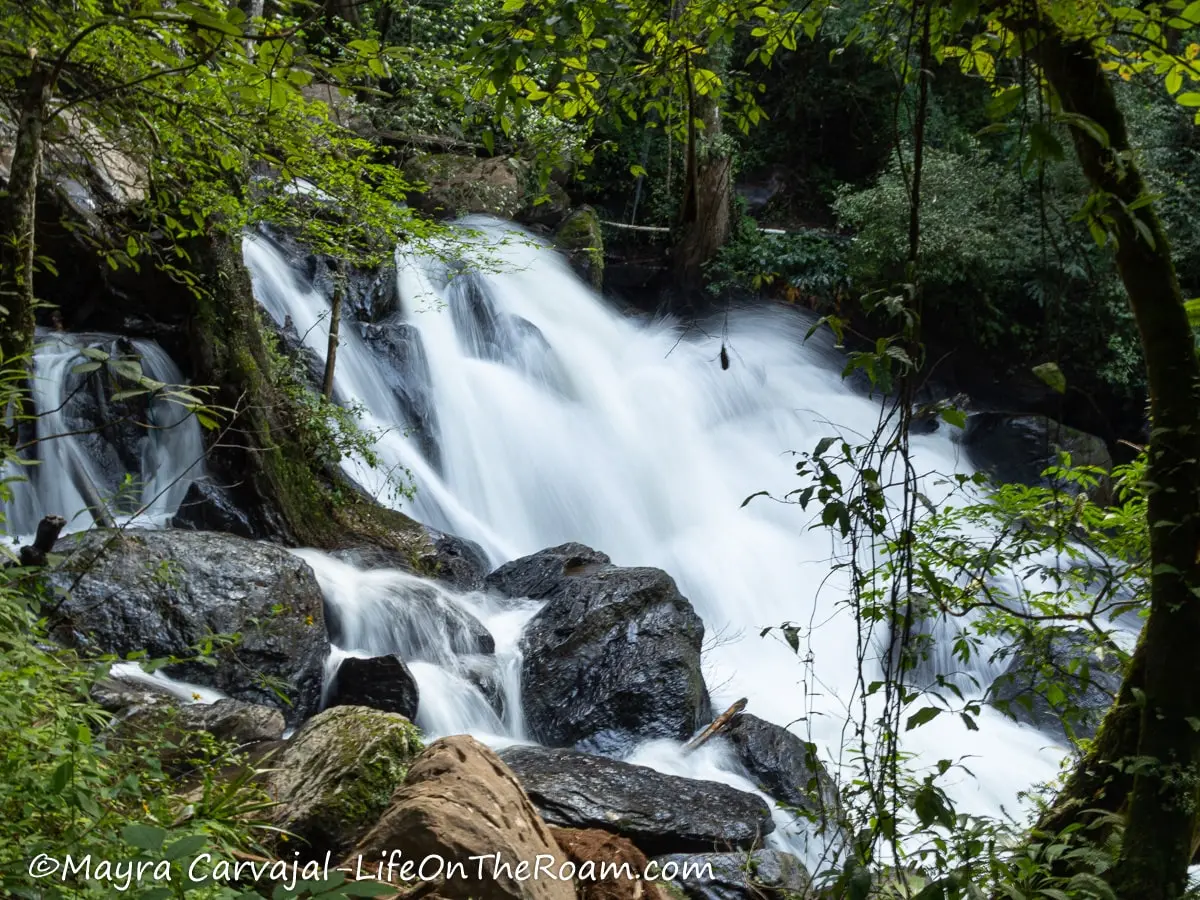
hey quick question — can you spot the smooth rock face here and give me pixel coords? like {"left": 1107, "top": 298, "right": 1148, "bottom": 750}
{"left": 328, "top": 654, "right": 420, "bottom": 721}
{"left": 653, "top": 851, "right": 810, "bottom": 900}
{"left": 724, "top": 714, "right": 838, "bottom": 821}
{"left": 989, "top": 629, "right": 1125, "bottom": 741}
{"left": 498, "top": 745, "right": 775, "bottom": 856}
{"left": 359, "top": 320, "right": 441, "bottom": 470}
{"left": 171, "top": 481, "right": 258, "bottom": 539}
{"left": 492, "top": 544, "right": 710, "bottom": 752}
{"left": 49, "top": 529, "right": 329, "bottom": 722}
{"left": 329, "top": 526, "right": 491, "bottom": 594}
{"left": 266, "top": 705, "right": 423, "bottom": 860}
{"left": 548, "top": 827, "right": 672, "bottom": 900}
{"left": 346, "top": 735, "right": 576, "bottom": 900}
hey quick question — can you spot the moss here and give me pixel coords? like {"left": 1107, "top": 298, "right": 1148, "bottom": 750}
{"left": 554, "top": 206, "right": 604, "bottom": 290}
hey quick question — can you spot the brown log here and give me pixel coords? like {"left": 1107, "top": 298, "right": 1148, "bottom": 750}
{"left": 682, "top": 698, "right": 747, "bottom": 754}
{"left": 17, "top": 513, "right": 65, "bottom": 566}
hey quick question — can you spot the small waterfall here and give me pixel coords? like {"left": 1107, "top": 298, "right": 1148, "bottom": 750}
{"left": 242, "top": 220, "right": 1072, "bottom": 848}
{"left": 4, "top": 332, "right": 205, "bottom": 538}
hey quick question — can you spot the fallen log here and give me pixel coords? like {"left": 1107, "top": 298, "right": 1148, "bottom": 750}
{"left": 18, "top": 514, "right": 66, "bottom": 567}
{"left": 682, "top": 697, "right": 747, "bottom": 754}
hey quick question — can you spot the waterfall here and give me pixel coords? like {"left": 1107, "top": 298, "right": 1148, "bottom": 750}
{"left": 243, "top": 220, "right": 1071, "bottom": 854}
{"left": 4, "top": 331, "right": 205, "bottom": 539}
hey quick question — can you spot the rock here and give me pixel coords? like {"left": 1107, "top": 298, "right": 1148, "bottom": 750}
{"left": 498, "top": 745, "right": 774, "bottom": 856}
{"left": 724, "top": 714, "right": 838, "bottom": 821}
{"left": 48, "top": 529, "right": 329, "bottom": 722}
{"left": 359, "top": 320, "right": 441, "bottom": 469}
{"left": 409, "top": 153, "right": 525, "bottom": 219}
{"left": 961, "top": 413, "right": 1112, "bottom": 503}
{"left": 330, "top": 525, "right": 491, "bottom": 594}
{"left": 91, "top": 675, "right": 180, "bottom": 715}
{"left": 266, "top": 706, "right": 423, "bottom": 859}
{"left": 345, "top": 735, "right": 576, "bottom": 900}
{"left": 175, "top": 698, "right": 286, "bottom": 744}
{"left": 328, "top": 654, "right": 420, "bottom": 720}
{"left": 652, "top": 851, "right": 810, "bottom": 900}
{"left": 519, "top": 180, "right": 572, "bottom": 228}
{"left": 988, "top": 629, "right": 1125, "bottom": 741}
{"left": 549, "top": 827, "right": 672, "bottom": 900}
{"left": 555, "top": 207, "right": 604, "bottom": 290}
{"left": 171, "top": 481, "right": 258, "bottom": 539}
{"left": 492, "top": 543, "right": 709, "bottom": 752}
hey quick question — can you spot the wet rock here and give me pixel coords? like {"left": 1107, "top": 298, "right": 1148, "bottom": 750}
{"left": 549, "top": 827, "right": 673, "bottom": 900}
{"left": 653, "top": 851, "right": 810, "bottom": 900}
{"left": 328, "top": 654, "right": 420, "bottom": 721}
{"left": 498, "top": 745, "right": 774, "bottom": 856}
{"left": 724, "top": 714, "right": 838, "bottom": 821}
{"left": 988, "top": 629, "right": 1125, "bottom": 741}
{"left": 267, "top": 706, "right": 423, "bottom": 860}
{"left": 49, "top": 529, "right": 329, "bottom": 723}
{"left": 555, "top": 206, "right": 604, "bottom": 290}
{"left": 961, "top": 413, "right": 1112, "bottom": 503}
{"left": 171, "top": 481, "right": 258, "bottom": 539}
{"left": 91, "top": 675, "right": 180, "bottom": 715}
{"left": 330, "top": 525, "right": 490, "bottom": 594}
{"left": 346, "top": 735, "right": 576, "bottom": 900}
{"left": 492, "top": 543, "right": 709, "bottom": 752}
{"left": 359, "top": 319, "right": 441, "bottom": 469}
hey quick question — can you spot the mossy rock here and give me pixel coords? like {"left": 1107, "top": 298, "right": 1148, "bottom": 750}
{"left": 554, "top": 206, "right": 604, "bottom": 291}
{"left": 407, "top": 152, "right": 525, "bottom": 219}
{"left": 265, "top": 705, "right": 424, "bottom": 860}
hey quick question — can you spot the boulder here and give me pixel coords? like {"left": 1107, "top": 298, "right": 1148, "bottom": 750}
{"left": 961, "top": 413, "right": 1112, "bottom": 502}
{"left": 549, "top": 827, "right": 672, "bottom": 900}
{"left": 988, "top": 629, "right": 1125, "bottom": 741}
{"left": 652, "top": 851, "right": 810, "bottom": 900}
{"left": 171, "top": 480, "right": 258, "bottom": 539}
{"left": 555, "top": 207, "right": 604, "bottom": 291}
{"left": 48, "top": 529, "right": 329, "bottom": 722}
{"left": 330, "top": 525, "right": 491, "bottom": 594}
{"left": 723, "top": 714, "right": 838, "bottom": 822}
{"left": 345, "top": 735, "right": 576, "bottom": 900}
{"left": 408, "top": 153, "right": 525, "bottom": 220}
{"left": 328, "top": 654, "right": 420, "bottom": 721}
{"left": 266, "top": 705, "right": 423, "bottom": 859}
{"left": 175, "top": 698, "right": 286, "bottom": 744}
{"left": 498, "top": 745, "right": 775, "bottom": 856}
{"left": 492, "top": 544, "right": 709, "bottom": 753}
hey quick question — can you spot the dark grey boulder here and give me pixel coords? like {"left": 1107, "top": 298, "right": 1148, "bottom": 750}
{"left": 328, "top": 654, "right": 420, "bottom": 721}
{"left": 171, "top": 480, "right": 257, "bottom": 539}
{"left": 498, "top": 745, "right": 774, "bottom": 856}
{"left": 49, "top": 529, "right": 329, "bottom": 723}
{"left": 988, "top": 629, "right": 1125, "bottom": 741}
{"left": 359, "top": 320, "right": 440, "bottom": 470}
{"left": 724, "top": 714, "right": 838, "bottom": 822}
{"left": 653, "top": 850, "right": 810, "bottom": 900}
{"left": 961, "top": 413, "right": 1112, "bottom": 502}
{"left": 330, "top": 526, "right": 490, "bottom": 594}
{"left": 492, "top": 543, "right": 710, "bottom": 752}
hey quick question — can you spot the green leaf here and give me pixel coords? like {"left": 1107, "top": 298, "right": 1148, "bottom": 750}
{"left": 906, "top": 706, "right": 943, "bottom": 729}
{"left": 741, "top": 491, "right": 769, "bottom": 508}
{"left": 165, "top": 834, "right": 207, "bottom": 861}
{"left": 122, "top": 823, "right": 167, "bottom": 852}
{"left": 71, "top": 361, "right": 103, "bottom": 375}
{"left": 1177, "top": 92, "right": 1200, "bottom": 107}
{"left": 49, "top": 759, "right": 73, "bottom": 793}
{"left": 126, "top": 235, "right": 139, "bottom": 258}
{"left": 630, "top": 164, "right": 647, "bottom": 178}
{"left": 1032, "top": 361, "right": 1066, "bottom": 394}
{"left": 938, "top": 406, "right": 967, "bottom": 429}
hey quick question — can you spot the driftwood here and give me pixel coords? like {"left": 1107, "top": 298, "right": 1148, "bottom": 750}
{"left": 17, "top": 514, "right": 66, "bottom": 567}
{"left": 682, "top": 697, "right": 747, "bottom": 755}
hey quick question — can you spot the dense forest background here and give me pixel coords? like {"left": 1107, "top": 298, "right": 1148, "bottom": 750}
{"left": 2, "top": 1, "right": 1200, "bottom": 899}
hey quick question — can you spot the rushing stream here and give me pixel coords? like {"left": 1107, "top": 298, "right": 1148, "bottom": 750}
{"left": 242, "top": 219, "right": 1070, "bottom": 860}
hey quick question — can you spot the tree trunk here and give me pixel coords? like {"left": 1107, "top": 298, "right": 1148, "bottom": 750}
{"left": 0, "top": 62, "right": 50, "bottom": 373}
{"left": 324, "top": 0, "right": 360, "bottom": 25}
{"left": 1015, "top": 24, "right": 1200, "bottom": 900}
{"left": 673, "top": 73, "right": 731, "bottom": 291}
{"left": 321, "top": 274, "right": 343, "bottom": 400}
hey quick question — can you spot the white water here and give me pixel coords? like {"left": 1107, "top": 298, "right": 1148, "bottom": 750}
{"left": 242, "top": 220, "right": 1069, "bottom": 864}
{"left": 3, "top": 331, "right": 205, "bottom": 539}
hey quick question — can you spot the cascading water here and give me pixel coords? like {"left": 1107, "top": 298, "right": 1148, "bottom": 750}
{"left": 4, "top": 331, "right": 205, "bottom": 539}
{"left": 243, "top": 220, "right": 1071, "bottom": 862}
